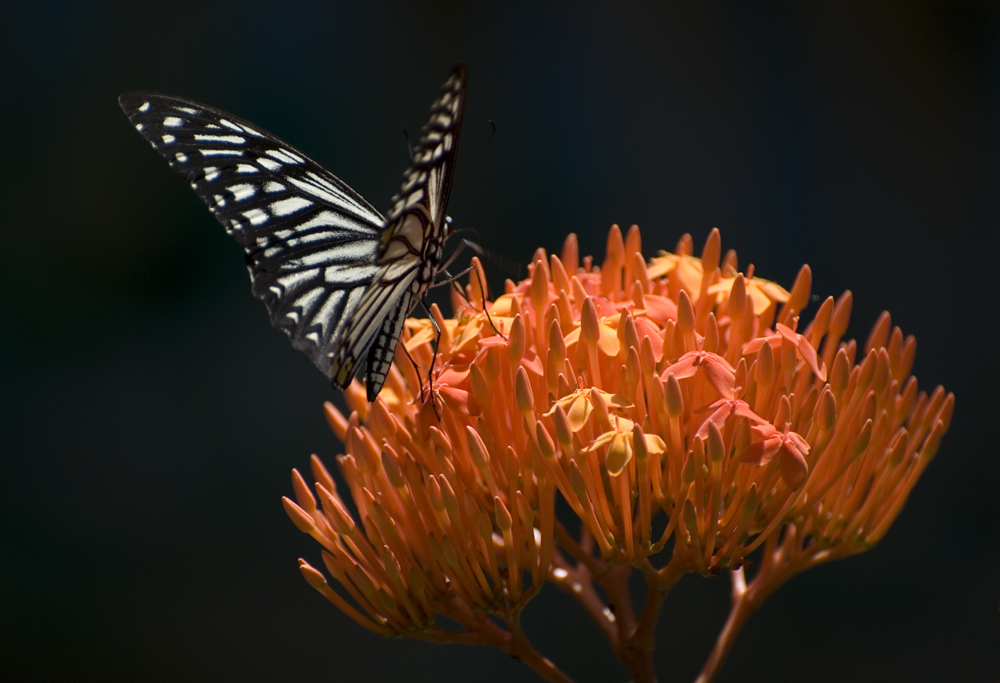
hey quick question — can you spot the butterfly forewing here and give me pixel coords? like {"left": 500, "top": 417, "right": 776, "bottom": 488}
{"left": 119, "top": 92, "right": 383, "bottom": 375}
{"left": 328, "top": 66, "right": 467, "bottom": 400}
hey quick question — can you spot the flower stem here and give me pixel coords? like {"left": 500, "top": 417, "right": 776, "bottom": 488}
{"left": 611, "top": 557, "right": 685, "bottom": 683}
{"left": 512, "top": 635, "right": 578, "bottom": 683}
{"left": 696, "top": 529, "right": 805, "bottom": 683}
{"left": 501, "top": 619, "right": 578, "bottom": 683}
{"left": 693, "top": 570, "right": 756, "bottom": 683}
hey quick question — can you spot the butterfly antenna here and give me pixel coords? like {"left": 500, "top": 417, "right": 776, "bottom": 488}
{"left": 479, "top": 246, "right": 523, "bottom": 283}
{"left": 402, "top": 127, "right": 415, "bottom": 163}
{"left": 443, "top": 229, "right": 522, "bottom": 285}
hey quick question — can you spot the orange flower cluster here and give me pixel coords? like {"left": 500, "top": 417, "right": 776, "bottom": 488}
{"left": 283, "top": 226, "right": 952, "bottom": 682}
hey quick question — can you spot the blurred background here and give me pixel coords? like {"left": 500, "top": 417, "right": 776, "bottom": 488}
{"left": 2, "top": 2, "right": 997, "bottom": 681}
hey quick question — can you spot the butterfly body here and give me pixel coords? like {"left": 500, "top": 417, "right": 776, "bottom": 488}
{"left": 330, "top": 70, "right": 465, "bottom": 397}
{"left": 120, "top": 66, "right": 466, "bottom": 401}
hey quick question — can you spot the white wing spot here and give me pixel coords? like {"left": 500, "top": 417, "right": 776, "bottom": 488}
{"left": 162, "top": 134, "right": 175, "bottom": 144}
{"left": 313, "top": 291, "right": 347, "bottom": 334}
{"left": 220, "top": 119, "right": 243, "bottom": 132}
{"left": 292, "top": 288, "right": 325, "bottom": 316}
{"left": 194, "top": 134, "right": 246, "bottom": 144}
{"left": 257, "top": 157, "right": 282, "bottom": 172}
{"left": 266, "top": 149, "right": 302, "bottom": 164}
{"left": 297, "top": 241, "right": 374, "bottom": 266}
{"left": 203, "top": 167, "right": 220, "bottom": 182}
{"left": 238, "top": 124, "right": 265, "bottom": 138}
{"left": 295, "top": 211, "right": 358, "bottom": 233}
{"left": 274, "top": 268, "right": 321, "bottom": 293}
{"left": 175, "top": 106, "right": 199, "bottom": 115}
{"left": 263, "top": 181, "right": 285, "bottom": 193}
{"left": 285, "top": 175, "right": 364, "bottom": 210}
{"left": 229, "top": 184, "right": 256, "bottom": 202}
{"left": 270, "top": 197, "right": 314, "bottom": 216}
{"left": 174, "top": 153, "right": 188, "bottom": 163}
{"left": 138, "top": 102, "right": 150, "bottom": 112}
{"left": 163, "top": 116, "right": 183, "bottom": 127}
{"left": 134, "top": 123, "right": 144, "bottom": 132}
{"left": 236, "top": 164, "right": 258, "bottom": 174}
{"left": 242, "top": 209, "right": 269, "bottom": 226}
{"left": 200, "top": 149, "right": 243, "bottom": 157}
{"left": 404, "top": 189, "right": 424, "bottom": 207}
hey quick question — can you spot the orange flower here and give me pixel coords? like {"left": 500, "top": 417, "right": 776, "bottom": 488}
{"left": 664, "top": 349, "right": 737, "bottom": 397}
{"left": 283, "top": 226, "right": 953, "bottom": 683}
{"left": 738, "top": 422, "right": 811, "bottom": 489}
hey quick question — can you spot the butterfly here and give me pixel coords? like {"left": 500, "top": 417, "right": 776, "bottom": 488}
{"left": 120, "top": 65, "right": 466, "bottom": 401}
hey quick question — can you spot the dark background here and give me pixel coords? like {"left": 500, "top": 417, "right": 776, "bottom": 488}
{"left": 2, "top": 2, "right": 997, "bottom": 682}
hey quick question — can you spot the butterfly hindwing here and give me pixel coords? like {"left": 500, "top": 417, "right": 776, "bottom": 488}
{"left": 329, "top": 65, "right": 467, "bottom": 399}
{"left": 365, "top": 292, "right": 414, "bottom": 397}
{"left": 119, "top": 92, "right": 383, "bottom": 375}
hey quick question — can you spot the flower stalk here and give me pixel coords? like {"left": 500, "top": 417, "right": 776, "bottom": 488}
{"left": 284, "top": 226, "right": 952, "bottom": 682}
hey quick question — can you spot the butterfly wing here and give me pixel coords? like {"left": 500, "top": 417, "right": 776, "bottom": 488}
{"left": 328, "top": 65, "right": 467, "bottom": 400}
{"left": 119, "top": 92, "right": 384, "bottom": 375}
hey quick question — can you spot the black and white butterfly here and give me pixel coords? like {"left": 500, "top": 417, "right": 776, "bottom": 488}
{"left": 120, "top": 65, "right": 466, "bottom": 401}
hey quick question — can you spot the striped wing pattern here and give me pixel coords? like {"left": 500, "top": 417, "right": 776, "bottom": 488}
{"left": 119, "top": 91, "right": 384, "bottom": 377}
{"left": 329, "top": 65, "right": 467, "bottom": 400}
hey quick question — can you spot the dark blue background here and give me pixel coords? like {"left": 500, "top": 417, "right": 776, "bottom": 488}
{"left": 2, "top": 2, "right": 997, "bottom": 681}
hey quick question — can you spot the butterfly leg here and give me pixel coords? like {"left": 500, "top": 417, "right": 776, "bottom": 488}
{"left": 436, "top": 266, "right": 506, "bottom": 341}
{"left": 437, "top": 237, "right": 480, "bottom": 274}
{"left": 416, "top": 300, "right": 442, "bottom": 421}
{"left": 397, "top": 340, "right": 428, "bottom": 405}
{"left": 431, "top": 264, "right": 477, "bottom": 289}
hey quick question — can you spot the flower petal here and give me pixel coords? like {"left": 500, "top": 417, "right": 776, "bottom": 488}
{"left": 633, "top": 317, "right": 664, "bottom": 361}
{"left": 664, "top": 352, "right": 700, "bottom": 379}
{"left": 644, "top": 434, "right": 667, "bottom": 455}
{"left": 776, "top": 323, "right": 827, "bottom": 381}
{"left": 597, "top": 322, "right": 620, "bottom": 356}
{"left": 639, "top": 295, "right": 678, "bottom": 326}
{"left": 738, "top": 436, "right": 781, "bottom": 466}
{"left": 701, "top": 353, "right": 737, "bottom": 396}
{"left": 438, "top": 386, "right": 473, "bottom": 415}
{"left": 605, "top": 434, "right": 633, "bottom": 475}
{"left": 777, "top": 441, "right": 809, "bottom": 488}
{"left": 566, "top": 394, "right": 593, "bottom": 431}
